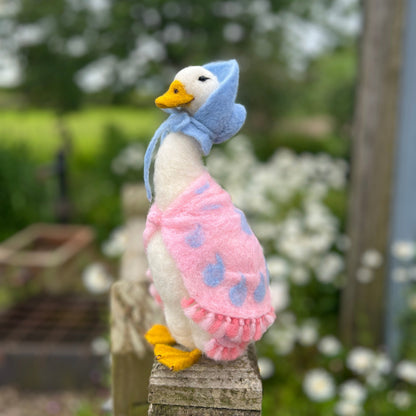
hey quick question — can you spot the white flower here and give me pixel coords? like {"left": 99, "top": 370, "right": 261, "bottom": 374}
{"left": 91, "top": 336, "right": 110, "bottom": 355}
{"left": 365, "top": 371, "right": 385, "bottom": 389}
{"left": 267, "top": 256, "right": 289, "bottom": 280}
{"left": 318, "top": 335, "right": 342, "bottom": 356}
{"left": 361, "top": 249, "right": 383, "bottom": 269}
{"left": 278, "top": 235, "right": 312, "bottom": 263}
{"left": 339, "top": 380, "right": 367, "bottom": 404}
{"left": 102, "top": 227, "right": 127, "bottom": 258}
{"left": 392, "top": 267, "right": 409, "bottom": 283}
{"left": 298, "top": 321, "right": 319, "bottom": 346}
{"left": 356, "top": 267, "right": 373, "bottom": 284}
{"left": 266, "top": 313, "right": 297, "bottom": 355}
{"left": 373, "top": 352, "right": 392, "bottom": 375}
{"left": 315, "top": 253, "right": 344, "bottom": 283}
{"left": 304, "top": 203, "right": 332, "bottom": 230}
{"left": 111, "top": 144, "right": 145, "bottom": 175}
{"left": 303, "top": 369, "right": 336, "bottom": 402}
{"left": 290, "top": 266, "right": 310, "bottom": 285}
{"left": 82, "top": 262, "right": 113, "bottom": 294}
{"left": 258, "top": 357, "right": 275, "bottom": 379}
{"left": 101, "top": 397, "right": 113, "bottom": 413}
{"left": 388, "top": 390, "right": 412, "bottom": 410}
{"left": 223, "top": 22, "right": 245, "bottom": 43}
{"left": 269, "top": 281, "right": 290, "bottom": 312}
{"left": 266, "top": 326, "right": 296, "bottom": 356}
{"left": 396, "top": 360, "right": 416, "bottom": 384}
{"left": 335, "top": 400, "right": 363, "bottom": 416}
{"left": 346, "top": 347, "right": 375, "bottom": 375}
{"left": 391, "top": 240, "right": 416, "bottom": 262}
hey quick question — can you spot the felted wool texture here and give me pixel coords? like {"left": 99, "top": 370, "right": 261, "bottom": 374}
{"left": 146, "top": 268, "right": 163, "bottom": 308}
{"left": 153, "top": 132, "right": 206, "bottom": 211}
{"left": 172, "top": 66, "right": 220, "bottom": 115}
{"left": 144, "top": 59, "right": 246, "bottom": 201}
{"left": 146, "top": 231, "right": 214, "bottom": 352}
{"left": 144, "top": 171, "right": 276, "bottom": 350}
{"left": 155, "top": 80, "right": 195, "bottom": 109}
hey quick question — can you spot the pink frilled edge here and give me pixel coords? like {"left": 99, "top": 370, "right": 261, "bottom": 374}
{"left": 181, "top": 297, "right": 276, "bottom": 360}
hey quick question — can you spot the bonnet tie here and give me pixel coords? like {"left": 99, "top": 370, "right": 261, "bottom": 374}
{"left": 143, "top": 111, "right": 216, "bottom": 201}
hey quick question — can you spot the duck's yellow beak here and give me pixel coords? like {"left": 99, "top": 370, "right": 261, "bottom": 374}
{"left": 155, "top": 80, "right": 194, "bottom": 109}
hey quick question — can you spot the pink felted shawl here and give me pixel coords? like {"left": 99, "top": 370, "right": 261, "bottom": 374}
{"left": 144, "top": 172, "right": 275, "bottom": 359}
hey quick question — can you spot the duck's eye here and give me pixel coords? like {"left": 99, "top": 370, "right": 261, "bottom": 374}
{"left": 198, "top": 75, "right": 210, "bottom": 82}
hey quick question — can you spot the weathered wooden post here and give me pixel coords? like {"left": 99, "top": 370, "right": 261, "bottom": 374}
{"left": 111, "top": 184, "right": 162, "bottom": 416}
{"left": 340, "top": 0, "right": 412, "bottom": 354}
{"left": 147, "top": 345, "right": 262, "bottom": 415}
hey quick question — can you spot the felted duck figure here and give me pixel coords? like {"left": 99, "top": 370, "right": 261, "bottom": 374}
{"left": 143, "top": 60, "right": 275, "bottom": 371}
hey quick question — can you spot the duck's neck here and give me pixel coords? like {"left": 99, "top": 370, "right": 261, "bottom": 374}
{"left": 154, "top": 131, "right": 206, "bottom": 210}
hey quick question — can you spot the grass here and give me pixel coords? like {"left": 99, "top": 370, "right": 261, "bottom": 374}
{"left": 0, "top": 106, "right": 349, "bottom": 162}
{"left": 0, "top": 106, "right": 163, "bottom": 161}
{"left": 0, "top": 106, "right": 164, "bottom": 243}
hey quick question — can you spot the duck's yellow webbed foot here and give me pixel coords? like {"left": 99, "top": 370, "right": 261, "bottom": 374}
{"left": 145, "top": 325, "right": 201, "bottom": 371}
{"left": 154, "top": 344, "right": 202, "bottom": 372}
{"left": 145, "top": 324, "right": 176, "bottom": 346}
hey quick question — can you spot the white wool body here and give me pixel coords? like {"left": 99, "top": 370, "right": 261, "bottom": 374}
{"left": 154, "top": 132, "right": 206, "bottom": 210}
{"left": 147, "top": 130, "right": 211, "bottom": 350}
{"left": 146, "top": 232, "right": 211, "bottom": 350}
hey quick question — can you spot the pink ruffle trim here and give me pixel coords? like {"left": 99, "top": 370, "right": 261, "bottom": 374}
{"left": 182, "top": 298, "right": 276, "bottom": 360}
{"left": 205, "top": 338, "right": 248, "bottom": 361}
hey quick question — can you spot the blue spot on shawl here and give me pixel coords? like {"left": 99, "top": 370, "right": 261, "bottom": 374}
{"left": 202, "top": 204, "right": 222, "bottom": 211}
{"left": 195, "top": 181, "right": 210, "bottom": 195}
{"left": 254, "top": 272, "right": 266, "bottom": 303}
{"left": 185, "top": 224, "right": 205, "bottom": 248}
{"left": 235, "top": 208, "right": 253, "bottom": 235}
{"left": 203, "top": 254, "right": 225, "bottom": 287}
{"left": 229, "top": 275, "right": 247, "bottom": 307}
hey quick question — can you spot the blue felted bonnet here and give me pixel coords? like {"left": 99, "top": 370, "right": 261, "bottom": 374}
{"left": 144, "top": 59, "right": 246, "bottom": 201}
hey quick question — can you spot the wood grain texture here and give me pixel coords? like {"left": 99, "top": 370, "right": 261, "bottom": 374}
{"left": 112, "top": 351, "right": 154, "bottom": 416}
{"left": 110, "top": 281, "right": 160, "bottom": 356}
{"left": 148, "top": 345, "right": 262, "bottom": 415}
{"left": 148, "top": 404, "right": 260, "bottom": 416}
{"left": 111, "top": 280, "right": 161, "bottom": 416}
{"left": 120, "top": 184, "right": 149, "bottom": 283}
{"left": 340, "top": 0, "right": 406, "bottom": 347}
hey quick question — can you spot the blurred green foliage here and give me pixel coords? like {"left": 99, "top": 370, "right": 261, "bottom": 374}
{"left": 10, "top": 0, "right": 358, "bottom": 135}
{"left": 0, "top": 108, "right": 162, "bottom": 161}
{"left": 0, "top": 142, "right": 53, "bottom": 240}
{"left": 0, "top": 108, "right": 161, "bottom": 241}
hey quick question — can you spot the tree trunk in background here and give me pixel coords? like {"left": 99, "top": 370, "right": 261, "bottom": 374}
{"left": 340, "top": 0, "right": 406, "bottom": 348}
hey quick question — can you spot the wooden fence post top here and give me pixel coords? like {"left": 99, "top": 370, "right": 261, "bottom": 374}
{"left": 147, "top": 344, "right": 262, "bottom": 415}
{"left": 122, "top": 184, "right": 149, "bottom": 218}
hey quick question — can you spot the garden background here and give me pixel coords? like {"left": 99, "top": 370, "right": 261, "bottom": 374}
{"left": 1, "top": 0, "right": 415, "bottom": 415}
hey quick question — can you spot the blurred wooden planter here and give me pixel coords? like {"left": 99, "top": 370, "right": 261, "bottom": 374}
{"left": 0, "top": 293, "right": 108, "bottom": 390}
{"left": 0, "top": 223, "right": 95, "bottom": 294}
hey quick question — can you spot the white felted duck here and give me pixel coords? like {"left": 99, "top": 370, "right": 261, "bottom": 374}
{"left": 143, "top": 60, "right": 275, "bottom": 371}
